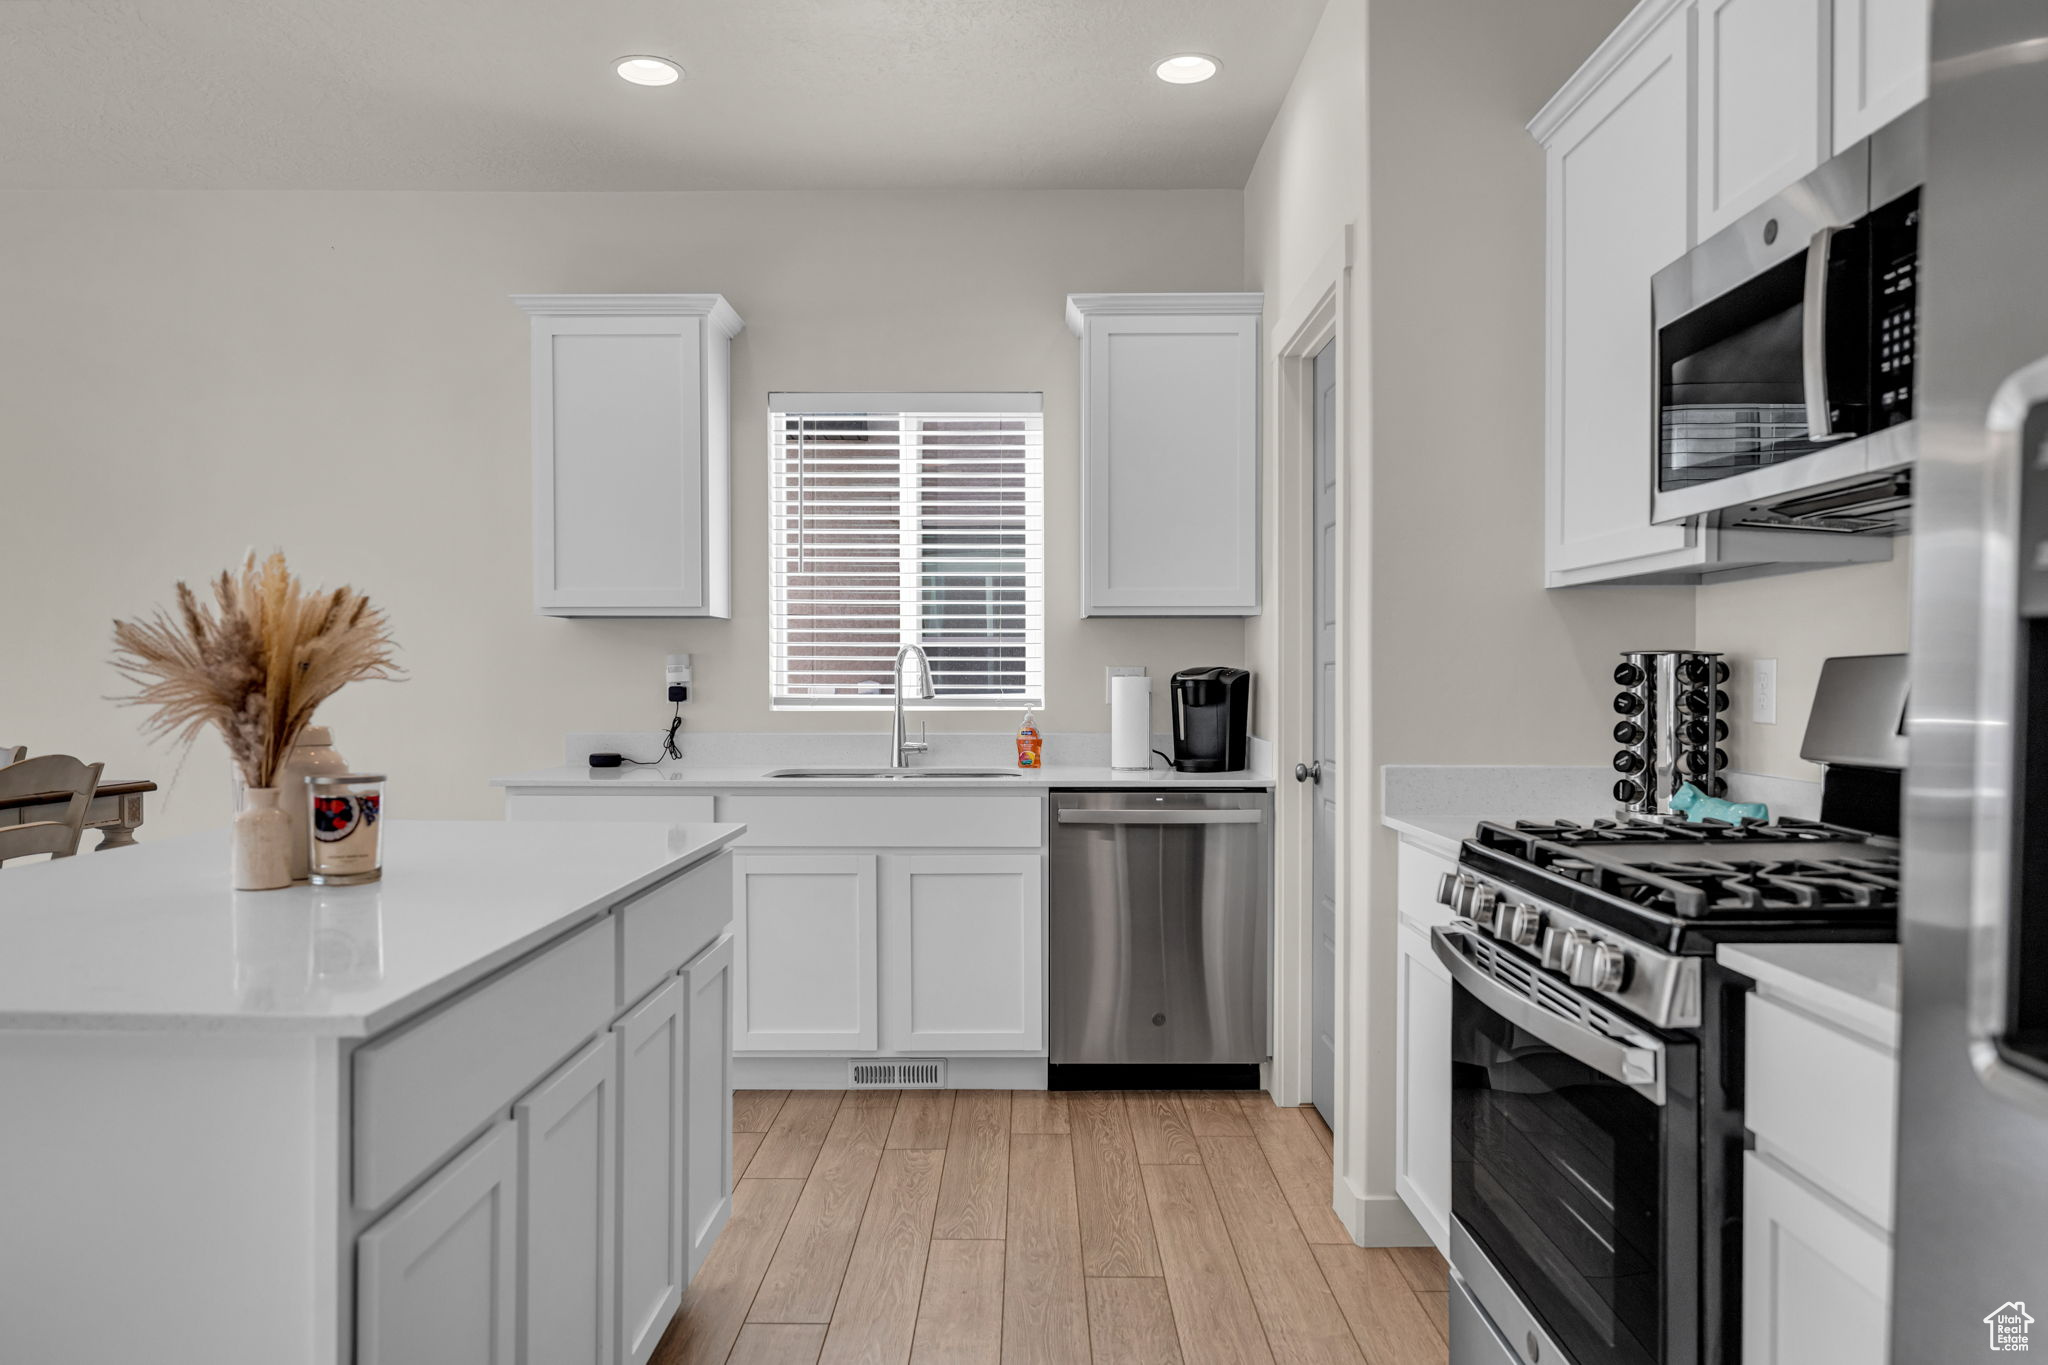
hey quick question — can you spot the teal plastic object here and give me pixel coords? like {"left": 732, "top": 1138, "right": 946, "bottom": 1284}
{"left": 1670, "top": 782, "right": 1769, "bottom": 825}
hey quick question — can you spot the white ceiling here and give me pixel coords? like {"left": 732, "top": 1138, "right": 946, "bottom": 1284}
{"left": 0, "top": 0, "right": 1328, "bottom": 190}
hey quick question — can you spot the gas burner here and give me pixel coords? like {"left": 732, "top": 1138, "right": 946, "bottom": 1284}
{"left": 1503, "top": 816, "right": 1831, "bottom": 844}
{"left": 1552, "top": 853, "right": 1903, "bottom": 918}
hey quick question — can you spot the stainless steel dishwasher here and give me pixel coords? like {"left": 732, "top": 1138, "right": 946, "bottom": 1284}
{"left": 1048, "top": 790, "right": 1271, "bottom": 1085}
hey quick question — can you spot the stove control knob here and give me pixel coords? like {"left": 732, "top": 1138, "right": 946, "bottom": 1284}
{"left": 1539, "top": 926, "right": 1572, "bottom": 970}
{"left": 1468, "top": 886, "right": 1500, "bottom": 931}
{"left": 1506, "top": 905, "right": 1545, "bottom": 948}
{"left": 1436, "top": 872, "right": 1460, "bottom": 908}
{"left": 1563, "top": 932, "right": 1599, "bottom": 985}
{"left": 1586, "top": 943, "right": 1630, "bottom": 993}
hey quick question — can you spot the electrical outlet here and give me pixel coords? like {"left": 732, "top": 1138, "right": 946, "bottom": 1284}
{"left": 1105, "top": 665, "right": 1146, "bottom": 704}
{"left": 1753, "top": 658, "right": 1777, "bottom": 725}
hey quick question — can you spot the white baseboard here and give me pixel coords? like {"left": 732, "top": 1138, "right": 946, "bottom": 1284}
{"left": 734, "top": 1054, "right": 1048, "bottom": 1089}
{"left": 1334, "top": 1174, "right": 1434, "bottom": 1248}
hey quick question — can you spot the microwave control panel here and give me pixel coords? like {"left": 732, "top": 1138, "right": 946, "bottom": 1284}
{"left": 1873, "top": 188, "right": 1921, "bottom": 428}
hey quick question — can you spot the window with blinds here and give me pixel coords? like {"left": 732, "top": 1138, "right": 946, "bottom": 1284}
{"left": 769, "top": 393, "right": 1045, "bottom": 709}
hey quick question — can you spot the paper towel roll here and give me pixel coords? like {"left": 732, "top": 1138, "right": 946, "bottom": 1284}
{"left": 1110, "top": 674, "right": 1153, "bottom": 770}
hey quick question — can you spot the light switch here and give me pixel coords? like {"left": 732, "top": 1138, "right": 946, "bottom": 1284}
{"left": 1753, "top": 658, "right": 1777, "bottom": 725}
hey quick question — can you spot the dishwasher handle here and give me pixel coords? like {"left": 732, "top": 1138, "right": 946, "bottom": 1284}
{"left": 1055, "top": 809, "right": 1264, "bottom": 826}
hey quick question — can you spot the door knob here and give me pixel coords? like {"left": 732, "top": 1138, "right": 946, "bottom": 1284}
{"left": 1294, "top": 761, "right": 1322, "bottom": 783}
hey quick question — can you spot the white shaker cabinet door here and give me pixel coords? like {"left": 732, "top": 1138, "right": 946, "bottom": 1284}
{"left": 1393, "top": 921, "right": 1453, "bottom": 1256}
{"left": 515, "top": 1034, "right": 617, "bottom": 1365}
{"left": 682, "top": 933, "right": 736, "bottom": 1278}
{"left": 733, "top": 854, "right": 880, "bottom": 1052}
{"left": 1543, "top": 9, "right": 1698, "bottom": 579}
{"left": 516, "top": 296, "right": 739, "bottom": 619}
{"left": 1742, "top": 1152, "right": 1891, "bottom": 1365}
{"left": 614, "top": 976, "right": 687, "bottom": 1365}
{"left": 1832, "top": 0, "right": 1928, "bottom": 151}
{"left": 357, "top": 1119, "right": 520, "bottom": 1365}
{"left": 883, "top": 854, "right": 1045, "bottom": 1053}
{"left": 1697, "top": 0, "right": 1830, "bottom": 235}
{"left": 1069, "top": 295, "right": 1262, "bottom": 616}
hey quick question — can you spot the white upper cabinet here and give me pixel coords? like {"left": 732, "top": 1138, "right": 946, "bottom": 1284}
{"left": 1537, "top": 5, "right": 1697, "bottom": 581}
{"left": 1832, "top": 0, "right": 1929, "bottom": 151}
{"left": 1697, "top": 0, "right": 1831, "bottom": 235}
{"left": 1066, "top": 294, "right": 1261, "bottom": 617}
{"left": 514, "top": 295, "right": 741, "bottom": 619}
{"left": 1530, "top": 0, "right": 1918, "bottom": 587}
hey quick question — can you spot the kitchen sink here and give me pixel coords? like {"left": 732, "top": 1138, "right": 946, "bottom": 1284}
{"left": 762, "top": 768, "right": 1025, "bottom": 780}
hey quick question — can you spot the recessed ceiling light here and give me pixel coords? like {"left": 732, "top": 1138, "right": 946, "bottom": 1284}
{"left": 1154, "top": 53, "right": 1220, "bottom": 85}
{"left": 615, "top": 55, "right": 683, "bottom": 87}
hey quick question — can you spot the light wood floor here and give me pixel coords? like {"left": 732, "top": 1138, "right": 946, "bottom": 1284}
{"left": 652, "top": 1089, "right": 1451, "bottom": 1365}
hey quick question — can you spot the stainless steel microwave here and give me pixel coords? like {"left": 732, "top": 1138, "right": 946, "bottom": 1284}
{"left": 1650, "top": 111, "right": 1922, "bottom": 528}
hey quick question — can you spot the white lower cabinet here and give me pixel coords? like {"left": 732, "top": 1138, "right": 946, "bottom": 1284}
{"left": 1392, "top": 838, "right": 1458, "bottom": 1254}
{"left": 682, "top": 934, "right": 736, "bottom": 1277}
{"left": 614, "top": 975, "right": 687, "bottom": 1365}
{"left": 1735, "top": 965, "right": 1899, "bottom": 1365}
{"left": 515, "top": 1035, "right": 617, "bottom": 1365}
{"left": 1742, "top": 1151, "right": 1892, "bottom": 1365}
{"left": 357, "top": 1119, "right": 521, "bottom": 1365}
{"left": 1394, "top": 919, "right": 1453, "bottom": 1255}
{"left": 346, "top": 854, "right": 735, "bottom": 1365}
{"left": 885, "top": 854, "right": 1044, "bottom": 1052}
{"left": 732, "top": 854, "right": 879, "bottom": 1051}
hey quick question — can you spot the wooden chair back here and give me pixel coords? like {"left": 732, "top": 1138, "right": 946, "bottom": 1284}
{"left": 0, "top": 755, "right": 105, "bottom": 865}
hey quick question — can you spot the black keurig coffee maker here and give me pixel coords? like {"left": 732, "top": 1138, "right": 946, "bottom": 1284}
{"left": 1170, "top": 667, "right": 1251, "bottom": 772}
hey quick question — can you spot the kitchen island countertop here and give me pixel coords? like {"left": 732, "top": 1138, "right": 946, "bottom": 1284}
{"left": 0, "top": 818, "right": 744, "bottom": 1035}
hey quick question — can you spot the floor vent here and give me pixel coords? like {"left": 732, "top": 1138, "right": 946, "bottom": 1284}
{"left": 850, "top": 1059, "right": 946, "bottom": 1088}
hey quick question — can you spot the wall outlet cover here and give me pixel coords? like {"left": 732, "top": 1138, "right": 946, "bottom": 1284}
{"left": 1753, "top": 658, "right": 1778, "bottom": 725}
{"left": 1104, "top": 665, "right": 1146, "bottom": 703}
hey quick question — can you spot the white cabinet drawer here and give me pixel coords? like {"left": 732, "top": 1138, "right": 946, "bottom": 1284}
{"left": 716, "top": 794, "right": 1041, "bottom": 848}
{"left": 618, "top": 853, "right": 733, "bottom": 1008}
{"left": 1745, "top": 993, "right": 1898, "bottom": 1227}
{"left": 354, "top": 916, "right": 616, "bottom": 1211}
{"left": 1396, "top": 840, "right": 1457, "bottom": 934}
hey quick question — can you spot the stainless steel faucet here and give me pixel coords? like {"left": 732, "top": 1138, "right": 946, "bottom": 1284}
{"left": 890, "top": 643, "right": 935, "bottom": 768}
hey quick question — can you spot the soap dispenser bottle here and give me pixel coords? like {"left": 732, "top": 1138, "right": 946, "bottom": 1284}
{"left": 1016, "top": 709, "right": 1042, "bottom": 769}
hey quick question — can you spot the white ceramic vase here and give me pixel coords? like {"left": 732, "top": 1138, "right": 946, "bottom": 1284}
{"left": 232, "top": 787, "right": 293, "bottom": 891}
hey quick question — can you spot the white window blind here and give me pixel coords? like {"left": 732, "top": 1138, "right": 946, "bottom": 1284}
{"left": 769, "top": 393, "right": 1045, "bottom": 709}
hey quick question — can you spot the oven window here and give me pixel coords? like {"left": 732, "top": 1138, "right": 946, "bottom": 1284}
{"left": 1656, "top": 231, "right": 1869, "bottom": 494}
{"left": 1451, "top": 984, "right": 1690, "bottom": 1365}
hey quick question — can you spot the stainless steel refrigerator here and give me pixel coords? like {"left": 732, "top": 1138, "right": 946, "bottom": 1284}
{"left": 1894, "top": 0, "right": 2048, "bottom": 1356}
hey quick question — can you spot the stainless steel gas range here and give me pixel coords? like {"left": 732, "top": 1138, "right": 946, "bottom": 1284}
{"left": 1438, "top": 659, "right": 1906, "bottom": 1365}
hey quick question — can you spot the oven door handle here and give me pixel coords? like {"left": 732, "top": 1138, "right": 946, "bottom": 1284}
{"left": 1431, "top": 925, "right": 1666, "bottom": 1105}
{"left": 1802, "top": 225, "right": 1853, "bottom": 442}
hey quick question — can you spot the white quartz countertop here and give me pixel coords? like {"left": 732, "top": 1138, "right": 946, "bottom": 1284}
{"left": 0, "top": 819, "right": 744, "bottom": 1036}
{"left": 1717, "top": 942, "right": 1901, "bottom": 1045}
{"left": 492, "top": 763, "right": 1275, "bottom": 791}
{"left": 1379, "top": 765, "right": 1619, "bottom": 857}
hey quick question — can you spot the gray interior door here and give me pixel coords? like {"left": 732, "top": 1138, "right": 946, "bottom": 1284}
{"left": 1310, "top": 341, "right": 1338, "bottom": 1125}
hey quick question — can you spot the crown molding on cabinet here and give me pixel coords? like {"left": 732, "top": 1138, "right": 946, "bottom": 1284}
{"left": 1526, "top": 0, "right": 1691, "bottom": 145}
{"left": 1065, "top": 291, "right": 1264, "bottom": 338}
{"left": 511, "top": 294, "right": 745, "bottom": 338}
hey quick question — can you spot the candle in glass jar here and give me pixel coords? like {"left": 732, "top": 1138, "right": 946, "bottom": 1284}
{"left": 307, "top": 773, "right": 386, "bottom": 885}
